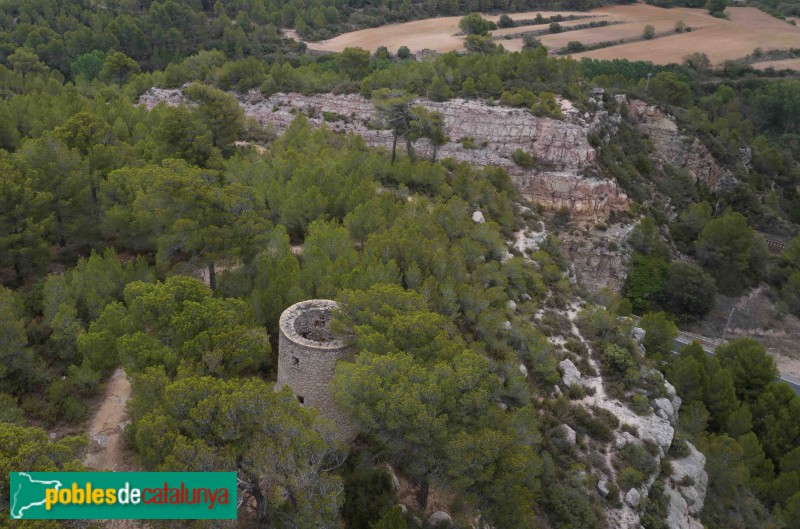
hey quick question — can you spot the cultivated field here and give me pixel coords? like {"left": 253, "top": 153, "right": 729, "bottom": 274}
{"left": 306, "top": 10, "right": 580, "bottom": 54}
{"left": 305, "top": 4, "right": 800, "bottom": 68}
{"left": 752, "top": 58, "right": 800, "bottom": 70}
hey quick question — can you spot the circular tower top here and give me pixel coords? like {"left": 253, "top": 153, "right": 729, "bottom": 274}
{"left": 278, "top": 299, "right": 347, "bottom": 351}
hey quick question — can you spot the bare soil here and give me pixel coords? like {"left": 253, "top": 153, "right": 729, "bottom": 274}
{"left": 83, "top": 369, "right": 147, "bottom": 529}
{"left": 752, "top": 58, "right": 800, "bottom": 70}
{"left": 305, "top": 10, "right": 583, "bottom": 53}
{"left": 572, "top": 7, "right": 800, "bottom": 65}
{"left": 84, "top": 368, "right": 136, "bottom": 471}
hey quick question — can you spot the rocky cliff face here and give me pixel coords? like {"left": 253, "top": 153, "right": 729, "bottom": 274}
{"left": 627, "top": 100, "right": 735, "bottom": 192}
{"left": 566, "top": 319, "right": 709, "bottom": 529}
{"left": 139, "top": 88, "right": 630, "bottom": 220}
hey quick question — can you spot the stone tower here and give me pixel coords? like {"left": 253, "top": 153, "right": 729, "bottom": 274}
{"left": 276, "top": 299, "right": 354, "bottom": 439}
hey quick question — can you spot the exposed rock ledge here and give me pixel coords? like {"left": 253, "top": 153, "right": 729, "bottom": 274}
{"left": 628, "top": 99, "right": 735, "bottom": 192}
{"left": 139, "top": 88, "right": 630, "bottom": 219}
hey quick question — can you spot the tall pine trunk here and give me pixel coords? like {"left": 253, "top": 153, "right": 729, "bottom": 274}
{"left": 207, "top": 262, "right": 217, "bottom": 290}
{"left": 252, "top": 484, "right": 269, "bottom": 529}
{"left": 405, "top": 136, "right": 415, "bottom": 162}
{"left": 391, "top": 129, "right": 398, "bottom": 165}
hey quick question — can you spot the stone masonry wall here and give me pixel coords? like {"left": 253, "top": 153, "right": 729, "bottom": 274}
{"left": 276, "top": 299, "right": 354, "bottom": 440}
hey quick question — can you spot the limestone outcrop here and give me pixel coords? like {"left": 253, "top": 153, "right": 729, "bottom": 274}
{"left": 628, "top": 99, "right": 735, "bottom": 192}
{"left": 139, "top": 88, "right": 630, "bottom": 220}
{"left": 558, "top": 358, "right": 583, "bottom": 388}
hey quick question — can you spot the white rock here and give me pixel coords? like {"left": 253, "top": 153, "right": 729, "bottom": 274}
{"left": 664, "top": 380, "right": 677, "bottom": 398}
{"left": 598, "top": 479, "right": 610, "bottom": 497}
{"left": 472, "top": 211, "right": 485, "bottom": 224}
{"left": 614, "top": 434, "right": 628, "bottom": 450}
{"left": 519, "top": 363, "right": 528, "bottom": 378}
{"left": 614, "top": 94, "right": 627, "bottom": 104}
{"left": 558, "top": 359, "right": 582, "bottom": 388}
{"left": 632, "top": 326, "right": 646, "bottom": 344}
{"left": 426, "top": 511, "right": 452, "bottom": 528}
{"left": 553, "top": 385, "right": 562, "bottom": 397}
{"left": 671, "top": 442, "right": 708, "bottom": 515}
{"left": 502, "top": 320, "right": 512, "bottom": 331}
{"left": 654, "top": 397, "right": 677, "bottom": 424}
{"left": 383, "top": 464, "right": 400, "bottom": 491}
{"left": 507, "top": 299, "right": 517, "bottom": 312}
{"left": 672, "top": 395, "right": 683, "bottom": 415}
{"left": 560, "top": 424, "right": 577, "bottom": 446}
{"left": 625, "top": 488, "right": 641, "bottom": 508}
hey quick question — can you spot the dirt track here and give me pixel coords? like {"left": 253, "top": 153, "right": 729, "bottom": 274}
{"left": 84, "top": 368, "right": 135, "bottom": 471}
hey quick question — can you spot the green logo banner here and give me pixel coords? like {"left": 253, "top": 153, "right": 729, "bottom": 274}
{"left": 9, "top": 472, "right": 237, "bottom": 520}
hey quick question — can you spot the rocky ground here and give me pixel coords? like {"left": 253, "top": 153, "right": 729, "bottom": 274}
{"left": 550, "top": 303, "right": 708, "bottom": 529}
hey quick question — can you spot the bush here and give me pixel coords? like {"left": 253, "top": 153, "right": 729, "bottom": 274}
{"left": 397, "top": 46, "right": 411, "bottom": 59}
{"left": 632, "top": 394, "right": 652, "bottom": 415}
{"left": 460, "top": 13, "right": 496, "bottom": 35}
{"left": 342, "top": 463, "right": 395, "bottom": 528}
{"left": 643, "top": 25, "right": 656, "bottom": 39}
{"left": 675, "top": 20, "right": 686, "bottom": 32}
{"left": 512, "top": 148, "right": 537, "bottom": 168}
{"left": 461, "top": 136, "right": 478, "bottom": 149}
{"left": 619, "top": 442, "right": 659, "bottom": 476}
{"left": 566, "top": 41, "right": 586, "bottom": 53}
{"left": 498, "top": 14, "right": 515, "bottom": 28}
{"left": 549, "top": 22, "right": 562, "bottom": 33}
{"left": 618, "top": 467, "right": 645, "bottom": 490}
{"left": 523, "top": 34, "right": 544, "bottom": 50}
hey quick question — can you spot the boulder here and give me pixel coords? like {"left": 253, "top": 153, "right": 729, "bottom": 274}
{"left": 502, "top": 320, "right": 512, "bottom": 331}
{"left": 560, "top": 424, "right": 577, "bottom": 446}
{"left": 631, "top": 326, "right": 646, "bottom": 345}
{"left": 383, "top": 464, "right": 400, "bottom": 491}
{"left": 665, "top": 485, "right": 704, "bottom": 529}
{"left": 597, "top": 479, "right": 610, "bottom": 497}
{"left": 653, "top": 398, "right": 674, "bottom": 417}
{"left": 519, "top": 363, "right": 528, "bottom": 379}
{"left": 614, "top": 94, "right": 627, "bottom": 104}
{"left": 507, "top": 299, "right": 517, "bottom": 312}
{"left": 558, "top": 359, "right": 582, "bottom": 388}
{"left": 625, "top": 488, "right": 641, "bottom": 508}
{"left": 553, "top": 385, "right": 562, "bottom": 397}
{"left": 472, "top": 211, "right": 485, "bottom": 224}
{"left": 638, "top": 415, "right": 674, "bottom": 453}
{"left": 426, "top": 511, "right": 452, "bottom": 528}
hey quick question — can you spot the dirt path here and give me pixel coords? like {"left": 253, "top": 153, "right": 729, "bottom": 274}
{"left": 84, "top": 368, "right": 135, "bottom": 471}
{"left": 84, "top": 369, "right": 148, "bottom": 529}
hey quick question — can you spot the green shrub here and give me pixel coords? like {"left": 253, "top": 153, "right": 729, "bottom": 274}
{"left": 566, "top": 41, "right": 586, "bottom": 53}
{"left": 619, "top": 442, "right": 658, "bottom": 477}
{"left": 632, "top": 394, "right": 652, "bottom": 415}
{"left": 511, "top": 149, "right": 536, "bottom": 169}
{"left": 461, "top": 136, "right": 478, "bottom": 149}
{"left": 498, "top": 14, "right": 515, "bottom": 28}
{"left": 618, "top": 467, "right": 645, "bottom": 490}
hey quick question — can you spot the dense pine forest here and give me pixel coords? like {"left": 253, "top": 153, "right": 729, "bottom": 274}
{"left": 2, "top": 1, "right": 800, "bottom": 529}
